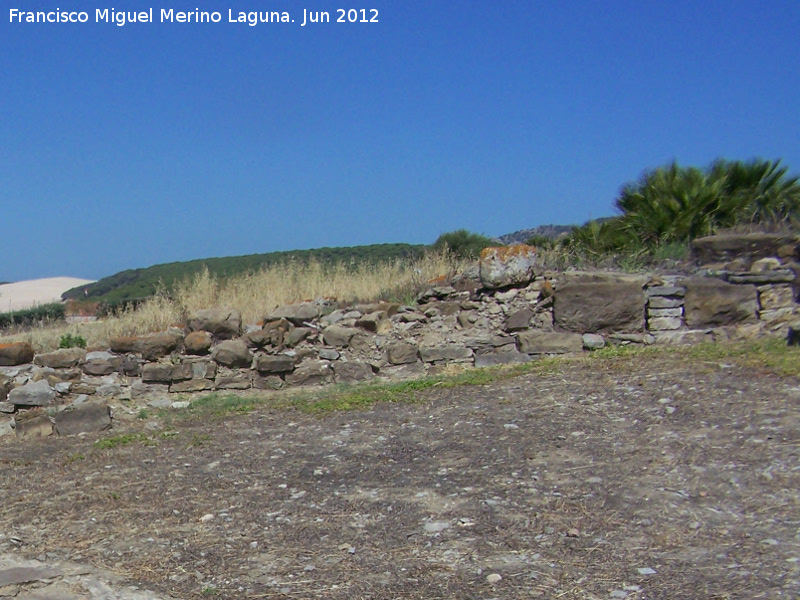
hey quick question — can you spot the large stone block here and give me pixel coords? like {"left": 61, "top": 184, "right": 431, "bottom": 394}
{"left": 517, "top": 330, "right": 583, "bottom": 354}
{"left": 215, "top": 374, "right": 252, "bottom": 390}
{"left": 285, "top": 361, "right": 332, "bottom": 386}
{"left": 82, "top": 351, "right": 121, "bottom": 376}
{"left": 691, "top": 233, "right": 799, "bottom": 265}
{"left": 8, "top": 380, "right": 56, "bottom": 406}
{"left": 322, "top": 325, "right": 359, "bottom": 348}
{"left": 170, "top": 379, "right": 215, "bottom": 393}
{"left": 54, "top": 402, "right": 112, "bottom": 436}
{"left": 253, "top": 375, "right": 284, "bottom": 390}
{"left": 473, "top": 347, "right": 531, "bottom": 367}
{"left": 141, "top": 362, "right": 175, "bottom": 383}
{"left": 191, "top": 360, "right": 217, "bottom": 379}
{"left": 386, "top": 342, "right": 419, "bottom": 365}
{"left": 728, "top": 271, "right": 794, "bottom": 284}
{"left": 15, "top": 410, "right": 53, "bottom": 438}
{"left": 34, "top": 347, "right": 86, "bottom": 369}
{"left": 285, "top": 327, "right": 312, "bottom": 347}
{"left": 188, "top": 307, "right": 242, "bottom": 339}
{"left": 211, "top": 339, "right": 252, "bottom": 368}
{"left": 554, "top": 276, "right": 646, "bottom": 333}
{"left": 647, "top": 316, "right": 683, "bottom": 331}
{"left": 255, "top": 355, "right": 296, "bottom": 374}
{"left": 139, "top": 331, "right": 183, "bottom": 361}
{"left": 682, "top": 278, "right": 758, "bottom": 328}
{"left": 419, "top": 345, "right": 472, "bottom": 363}
{"left": 266, "top": 303, "right": 320, "bottom": 326}
{"left": 171, "top": 362, "right": 194, "bottom": 382}
{"left": 108, "top": 336, "right": 140, "bottom": 354}
{"left": 333, "top": 361, "right": 375, "bottom": 383}
{"left": 647, "top": 296, "right": 683, "bottom": 309}
{"left": 479, "top": 245, "right": 537, "bottom": 289}
{"left": 0, "top": 342, "right": 34, "bottom": 366}
{"left": 504, "top": 308, "right": 534, "bottom": 332}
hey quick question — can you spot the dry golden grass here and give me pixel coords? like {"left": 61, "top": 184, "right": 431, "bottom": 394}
{"left": 0, "top": 252, "right": 467, "bottom": 353}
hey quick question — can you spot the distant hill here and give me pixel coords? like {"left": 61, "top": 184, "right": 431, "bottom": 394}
{"left": 497, "top": 225, "right": 576, "bottom": 245}
{"left": 62, "top": 243, "right": 427, "bottom": 304}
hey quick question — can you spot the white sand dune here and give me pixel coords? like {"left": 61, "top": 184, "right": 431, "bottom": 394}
{"left": 0, "top": 277, "right": 95, "bottom": 313}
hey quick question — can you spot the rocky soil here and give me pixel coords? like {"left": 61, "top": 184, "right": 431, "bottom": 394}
{"left": 1, "top": 348, "right": 799, "bottom": 599}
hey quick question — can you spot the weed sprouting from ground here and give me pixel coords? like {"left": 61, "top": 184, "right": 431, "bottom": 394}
{"left": 93, "top": 433, "right": 150, "bottom": 449}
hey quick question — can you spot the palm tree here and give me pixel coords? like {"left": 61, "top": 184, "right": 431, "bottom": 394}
{"left": 615, "top": 158, "right": 800, "bottom": 247}
{"left": 566, "top": 158, "right": 800, "bottom": 257}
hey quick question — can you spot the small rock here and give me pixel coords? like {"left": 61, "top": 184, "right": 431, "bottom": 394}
{"left": 319, "top": 348, "right": 340, "bottom": 361}
{"left": 423, "top": 521, "right": 450, "bottom": 533}
{"left": 567, "top": 528, "right": 580, "bottom": 538}
{"left": 199, "top": 514, "right": 215, "bottom": 523}
{"left": 486, "top": 573, "right": 502, "bottom": 584}
{"left": 637, "top": 567, "right": 657, "bottom": 575}
{"left": 760, "top": 538, "right": 779, "bottom": 546}
{"left": 582, "top": 333, "right": 605, "bottom": 350}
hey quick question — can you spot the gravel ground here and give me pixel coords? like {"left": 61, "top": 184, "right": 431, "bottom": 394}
{"left": 1, "top": 348, "right": 799, "bottom": 599}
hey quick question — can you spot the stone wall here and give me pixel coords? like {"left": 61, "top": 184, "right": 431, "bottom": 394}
{"left": 2, "top": 240, "right": 798, "bottom": 440}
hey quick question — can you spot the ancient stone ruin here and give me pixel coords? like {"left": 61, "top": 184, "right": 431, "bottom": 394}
{"left": 2, "top": 235, "right": 799, "bottom": 440}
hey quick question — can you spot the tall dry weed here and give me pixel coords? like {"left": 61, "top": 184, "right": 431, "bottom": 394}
{"left": 1, "top": 250, "right": 467, "bottom": 352}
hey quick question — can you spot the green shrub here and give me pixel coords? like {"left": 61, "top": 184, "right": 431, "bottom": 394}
{"left": 525, "top": 234, "right": 558, "bottom": 249}
{"left": 0, "top": 303, "right": 65, "bottom": 330}
{"left": 59, "top": 333, "right": 87, "bottom": 349}
{"left": 565, "top": 158, "right": 800, "bottom": 260}
{"left": 432, "top": 229, "right": 496, "bottom": 259}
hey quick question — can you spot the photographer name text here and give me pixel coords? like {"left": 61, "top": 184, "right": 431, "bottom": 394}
{"left": 9, "top": 7, "right": 379, "bottom": 27}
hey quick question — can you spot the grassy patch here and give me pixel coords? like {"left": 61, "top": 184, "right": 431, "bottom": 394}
{"left": 590, "top": 338, "right": 800, "bottom": 377}
{"left": 687, "top": 338, "right": 800, "bottom": 377}
{"left": 65, "top": 452, "right": 85, "bottom": 463}
{"left": 291, "top": 359, "right": 561, "bottom": 414}
{"left": 188, "top": 393, "right": 262, "bottom": 416}
{"left": 590, "top": 343, "right": 667, "bottom": 360}
{"left": 180, "top": 361, "right": 560, "bottom": 419}
{"left": 187, "top": 433, "right": 213, "bottom": 447}
{"left": 93, "top": 432, "right": 150, "bottom": 450}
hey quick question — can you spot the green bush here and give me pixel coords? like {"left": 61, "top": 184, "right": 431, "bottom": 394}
{"left": 432, "top": 229, "right": 496, "bottom": 259}
{"left": 525, "top": 235, "right": 558, "bottom": 249}
{"left": 59, "top": 333, "right": 87, "bottom": 349}
{"left": 566, "top": 158, "right": 800, "bottom": 258}
{"left": 0, "top": 303, "right": 65, "bottom": 330}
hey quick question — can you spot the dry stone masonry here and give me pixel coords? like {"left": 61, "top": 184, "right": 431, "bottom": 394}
{"left": 2, "top": 234, "right": 800, "bottom": 441}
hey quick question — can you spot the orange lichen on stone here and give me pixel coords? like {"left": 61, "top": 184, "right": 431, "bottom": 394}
{"left": 427, "top": 274, "right": 449, "bottom": 285}
{"left": 479, "top": 244, "right": 536, "bottom": 260}
{"left": 0, "top": 342, "right": 30, "bottom": 350}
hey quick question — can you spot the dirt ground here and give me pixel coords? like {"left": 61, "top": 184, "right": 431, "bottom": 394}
{"left": 1, "top": 350, "right": 799, "bottom": 599}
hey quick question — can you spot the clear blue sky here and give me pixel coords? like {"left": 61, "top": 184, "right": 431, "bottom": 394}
{"left": 3, "top": 1, "right": 799, "bottom": 281}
